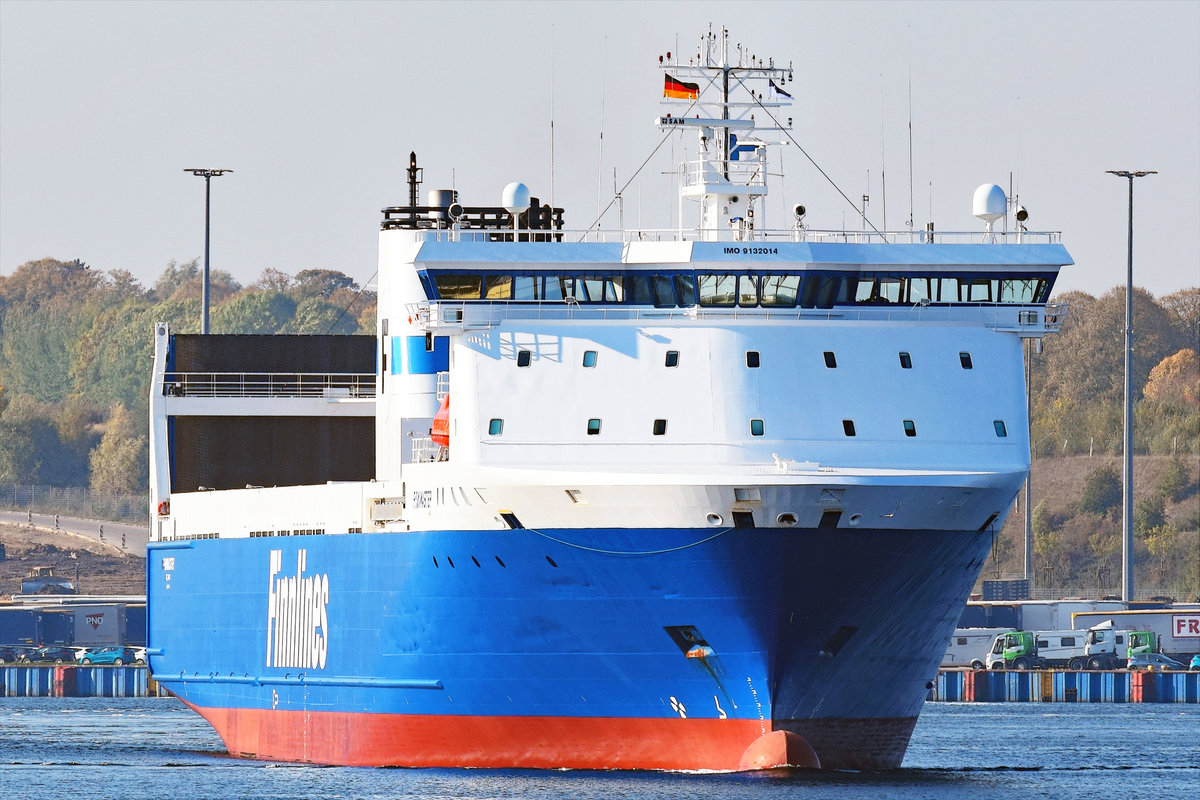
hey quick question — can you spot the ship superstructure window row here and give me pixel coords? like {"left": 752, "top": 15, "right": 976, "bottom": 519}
{"left": 422, "top": 270, "right": 1054, "bottom": 308}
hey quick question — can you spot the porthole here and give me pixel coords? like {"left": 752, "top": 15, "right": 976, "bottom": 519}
{"left": 994, "top": 420, "right": 1007, "bottom": 437}
{"left": 582, "top": 350, "right": 598, "bottom": 368}
{"left": 899, "top": 352, "right": 912, "bottom": 369}
{"left": 653, "top": 419, "right": 667, "bottom": 436}
{"left": 959, "top": 352, "right": 973, "bottom": 369}
{"left": 903, "top": 420, "right": 917, "bottom": 437}
{"left": 517, "top": 350, "right": 531, "bottom": 367}
{"left": 488, "top": 418, "right": 503, "bottom": 436}
{"left": 776, "top": 512, "right": 798, "bottom": 527}
{"left": 746, "top": 351, "right": 760, "bottom": 368}
{"left": 824, "top": 351, "right": 837, "bottom": 368}
{"left": 706, "top": 513, "right": 724, "bottom": 526}
{"left": 750, "top": 419, "right": 765, "bottom": 436}
{"left": 665, "top": 350, "right": 680, "bottom": 367}
{"left": 587, "top": 418, "right": 602, "bottom": 435}
{"left": 842, "top": 419, "right": 856, "bottom": 437}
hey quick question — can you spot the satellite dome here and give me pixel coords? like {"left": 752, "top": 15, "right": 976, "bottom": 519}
{"left": 502, "top": 182, "right": 531, "bottom": 214}
{"left": 972, "top": 184, "right": 1007, "bottom": 223}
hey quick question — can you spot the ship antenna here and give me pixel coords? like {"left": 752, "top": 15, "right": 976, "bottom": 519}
{"left": 407, "top": 151, "right": 422, "bottom": 227}
{"left": 906, "top": 29, "right": 914, "bottom": 234}
{"left": 880, "top": 75, "right": 888, "bottom": 232}
{"left": 596, "top": 35, "right": 607, "bottom": 225}
{"left": 550, "top": 25, "right": 556, "bottom": 214}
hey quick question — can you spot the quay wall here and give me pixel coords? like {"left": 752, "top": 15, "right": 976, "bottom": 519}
{"left": 1, "top": 665, "right": 168, "bottom": 697}
{"left": 931, "top": 669, "right": 1199, "bottom": 703}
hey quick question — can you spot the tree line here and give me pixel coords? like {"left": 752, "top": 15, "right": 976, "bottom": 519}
{"left": 0, "top": 258, "right": 375, "bottom": 491}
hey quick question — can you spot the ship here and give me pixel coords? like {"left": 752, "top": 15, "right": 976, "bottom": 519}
{"left": 147, "top": 29, "right": 1071, "bottom": 771}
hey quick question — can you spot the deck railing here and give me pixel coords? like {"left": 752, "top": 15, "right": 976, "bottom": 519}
{"left": 161, "top": 372, "right": 376, "bottom": 399}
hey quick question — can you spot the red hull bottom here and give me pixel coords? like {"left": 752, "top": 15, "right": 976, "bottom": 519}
{"left": 184, "top": 701, "right": 914, "bottom": 771}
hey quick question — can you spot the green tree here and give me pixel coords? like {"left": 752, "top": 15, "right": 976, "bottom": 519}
{"left": 1134, "top": 493, "right": 1167, "bottom": 536}
{"left": 294, "top": 268, "right": 358, "bottom": 299}
{"left": 287, "top": 296, "right": 359, "bottom": 334}
{"left": 88, "top": 403, "right": 147, "bottom": 494}
{"left": 1157, "top": 456, "right": 1193, "bottom": 503}
{"left": 1076, "top": 465, "right": 1122, "bottom": 517}
{"left": 211, "top": 291, "right": 296, "bottom": 334}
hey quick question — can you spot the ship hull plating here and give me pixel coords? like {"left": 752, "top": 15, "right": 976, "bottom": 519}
{"left": 149, "top": 525, "right": 994, "bottom": 770}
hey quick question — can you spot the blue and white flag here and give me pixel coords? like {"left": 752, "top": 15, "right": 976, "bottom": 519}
{"left": 769, "top": 79, "right": 792, "bottom": 100}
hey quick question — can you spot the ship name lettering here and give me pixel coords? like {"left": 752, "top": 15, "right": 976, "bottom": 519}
{"left": 265, "top": 549, "right": 330, "bottom": 670}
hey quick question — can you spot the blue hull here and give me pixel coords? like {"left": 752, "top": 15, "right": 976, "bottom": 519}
{"left": 148, "top": 525, "right": 992, "bottom": 769}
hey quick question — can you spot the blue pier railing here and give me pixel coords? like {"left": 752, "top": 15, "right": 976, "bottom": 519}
{"left": 931, "top": 669, "right": 1199, "bottom": 703}
{"left": 0, "top": 665, "right": 170, "bottom": 698}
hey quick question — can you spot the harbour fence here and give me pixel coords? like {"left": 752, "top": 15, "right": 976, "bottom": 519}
{"left": 0, "top": 665, "right": 169, "bottom": 697}
{"left": 0, "top": 484, "right": 146, "bottom": 524}
{"left": 931, "top": 669, "right": 1199, "bottom": 703}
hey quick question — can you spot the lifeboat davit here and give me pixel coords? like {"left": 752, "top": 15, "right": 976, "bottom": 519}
{"left": 430, "top": 394, "right": 450, "bottom": 448}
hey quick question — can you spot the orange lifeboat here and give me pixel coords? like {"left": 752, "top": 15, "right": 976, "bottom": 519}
{"left": 430, "top": 394, "right": 450, "bottom": 448}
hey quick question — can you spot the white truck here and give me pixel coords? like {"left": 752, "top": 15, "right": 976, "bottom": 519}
{"left": 985, "top": 623, "right": 1128, "bottom": 670}
{"left": 943, "top": 628, "right": 1013, "bottom": 669}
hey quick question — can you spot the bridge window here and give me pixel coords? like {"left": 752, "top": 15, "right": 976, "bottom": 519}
{"left": 587, "top": 418, "right": 602, "bottom": 435}
{"left": 484, "top": 275, "right": 512, "bottom": 299}
{"left": 434, "top": 274, "right": 481, "bottom": 299}
{"left": 908, "top": 278, "right": 932, "bottom": 304}
{"left": 674, "top": 274, "right": 697, "bottom": 305}
{"left": 760, "top": 274, "right": 800, "bottom": 307}
{"left": 750, "top": 419, "right": 765, "bottom": 436}
{"left": 737, "top": 275, "right": 758, "bottom": 307}
{"left": 698, "top": 274, "right": 737, "bottom": 306}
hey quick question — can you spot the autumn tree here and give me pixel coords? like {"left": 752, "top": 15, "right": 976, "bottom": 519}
{"left": 88, "top": 403, "right": 147, "bottom": 494}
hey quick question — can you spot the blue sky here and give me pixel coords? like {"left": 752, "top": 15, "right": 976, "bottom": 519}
{"left": 2, "top": 0, "right": 1196, "bottom": 298}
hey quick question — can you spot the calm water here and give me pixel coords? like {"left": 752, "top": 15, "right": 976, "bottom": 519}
{"left": 1, "top": 698, "right": 1196, "bottom": 799}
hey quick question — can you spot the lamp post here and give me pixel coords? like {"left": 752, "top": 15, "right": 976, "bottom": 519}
{"left": 184, "top": 169, "right": 233, "bottom": 334}
{"left": 1105, "top": 169, "right": 1156, "bottom": 603}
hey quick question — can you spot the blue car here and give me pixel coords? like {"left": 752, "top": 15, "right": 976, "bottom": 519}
{"left": 78, "top": 646, "right": 138, "bottom": 666}
{"left": 1190, "top": 655, "right": 1200, "bottom": 671}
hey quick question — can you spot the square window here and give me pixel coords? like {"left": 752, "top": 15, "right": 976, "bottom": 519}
{"left": 653, "top": 419, "right": 667, "bottom": 436}
{"left": 665, "top": 350, "right": 679, "bottom": 367}
{"left": 994, "top": 420, "right": 1007, "bottom": 437}
{"left": 899, "top": 352, "right": 912, "bottom": 369}
{"left": 582, "top": 350, "right": 598, "bottom": 368}
{"left": 746, "top": 351, "right": 760, "bottom": 368}
{"left": 959, "top": 352, "right": 973, "bottom": 369}
{"left": 587, "top": 418, "right": 602, "bottom": 435}
{"left": 842, "top": 419, "right": 856, "bottom": 436}
{"left": 517, "top": 349, "right": 531, "bottom": 367}
{"left": 488, "top": 419, "right": 503, "bottom": 436}
{"left": 750, "top": 419, "right": 765, "bottom": 436}
{"left": 903, "top": 420, "right": 917, "bottom": 437}
{"left": 824, "top": 351, "right": 837, "bottom": 368}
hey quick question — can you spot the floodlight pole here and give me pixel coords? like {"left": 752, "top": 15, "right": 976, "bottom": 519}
{"left": 1105, "top": 169, "right": 1155, "bottom": 603}
{"left": 184, "top": 169, "right": 233, "bottom": 333}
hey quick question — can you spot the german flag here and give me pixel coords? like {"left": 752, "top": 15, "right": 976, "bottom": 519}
{"left": 663, "top": 74, "right": 699, "bottom": 100}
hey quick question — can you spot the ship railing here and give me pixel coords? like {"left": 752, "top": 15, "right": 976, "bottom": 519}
{"left": 161, "top": 372, "right": 377, "bottom": 398}
{"left": 408, "top": 300, "right": 1068, "bottom": 336}
{"left": 410, "top": 227, "right": 1063, "bottom": 245}
{"left": 679, "top": 159, "right": 769, "bottom": 192}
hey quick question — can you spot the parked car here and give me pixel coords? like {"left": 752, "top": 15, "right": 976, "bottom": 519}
{"left": 1190, "top": 655, "right": 1200, "bottom": 671}
{"left": 1127, "top": 653, "right": 1187, "bottom": 671}
{"left": 78, "top": 646, "right": 138, "bottom": 666}
{"left": 0, "top": 645, "right": 34, "bottom": 664}
{"left": 17, "top": 645, "right": 79, "bottom": 664}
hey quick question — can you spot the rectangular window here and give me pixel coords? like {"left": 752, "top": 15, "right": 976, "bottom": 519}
{"left": 959, "top": 352, "right": 974, "bottom": 369}
{"left": 582, "top": 350, "right": 598, "bottom": 367}
{"left": 665, "top": 350, "right": 679, "bottom": 367}
{"left": 760, "top": 274, "right": 800, "bottom": 307}
{"left": 517, "top": 350, "right": 531, "bottom": 367}
{"left": 750, "top": 419, "right": 765, "bottom": 436}
{"left": 746, "top": 351, "right": 760, "bottom": 368}
{"left": 488, "top": 419, "right": 503, "bottom": 436}
{"left": 484, "top": 275, "right": 513, "bottom": 299}
{"left": 587, "top": 418, "right": 602, "bottom": 435}
{"left": 908, "top": 278, "right": 932, "bottom": 304}
{"left": 899, "top": 352, "right": 912, "bottom": 369}
{"left": 1062, "top": 637, "right": 1075, "bottom": 648}
{"left": 824, "top": 351, "right": 837, "bottom": 368}
{"left": 903, "top": 420, "right": 917, "bottom": 437}
{"left": 434, "top": 274, "right": 482, "bottom": 299}
{"left": 737, "top": 275, "right": 758, "bottom": 307}
{"left": 842, "top": 419, "right": 856, "bottom": 436}
{"left": 698, "top": 274, "right": 737, "bottom": 306}
{"left": 994, "top": 420, "right": 1007, "bottom": 437}
{"left": 674, "top": 274, "right": 696, "bottom": 305}
{"left": 653, "top": 419, "right": 667, "bottom": 436}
